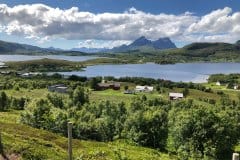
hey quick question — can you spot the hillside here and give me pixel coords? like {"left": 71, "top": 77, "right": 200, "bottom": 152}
{"left": 0, "top": 40, "right": 86, "bottom": 55}
{"left": 1, "top": 39, "right": 240, "bottom": 64}
{"left": 141, "top": 41, "right": 240, "bottom": 64}
{"left": 0, "top": 111, "right": 173, "bottom": 160}
{"left": 181, "top": 42, "right": 240, "bottom": 57}
{"left": 0, "top": 40, "right": 52, "bottom": 54}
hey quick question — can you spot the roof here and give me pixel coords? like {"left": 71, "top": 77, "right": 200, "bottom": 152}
{"left": 136, "top": 86, "right": 154, "bottom": 91}
{"left": 98, "top": 83, "right": 110, "bottom": 87}
{"left": 98, "top": 82, "right": 121, "bottom": 87}
{"left": 49, "top": 84, "right": 67, "bottom": 88}
{"left": 169, "top": 92, "right": 183, "bottom": 98}
{"left": 56, "top": 86, "right": 68, "bottom": 89}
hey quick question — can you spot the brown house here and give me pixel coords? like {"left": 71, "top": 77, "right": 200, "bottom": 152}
{"left": 97, "top": 82, "right": 121, "bottom": 90}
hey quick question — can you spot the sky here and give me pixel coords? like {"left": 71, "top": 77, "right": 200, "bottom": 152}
{"left": 0, "top": 0, "right": 240, "bottom": 49}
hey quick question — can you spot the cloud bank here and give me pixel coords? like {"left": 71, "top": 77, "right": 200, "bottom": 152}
{"left": 0, "top": 3, "right": 239, "bottom": 47}
{"left": 77, "top": 40, "right": 131, "bottom": 49}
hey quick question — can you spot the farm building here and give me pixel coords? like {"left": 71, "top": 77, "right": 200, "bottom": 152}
{"left": 135, "top": 86, "right": 154, "bottom": 92}
{"left": 97, "top": 82, "right": 121, "bottom": 90}
{"left": 216, "top": 81, "right": 221, "bottom": 86}
{"left": 48, "top": 84, "right": 68, "bottom": 93}
{"left": 20, "top": 72, "right": 42, "bottom": 78}
{"left": 169, "top": 92, "right": 184, "bottom": 100}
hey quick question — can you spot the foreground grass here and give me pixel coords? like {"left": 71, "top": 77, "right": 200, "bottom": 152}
{"left": 0, "top": 111, "right": 174, "bottom": 160}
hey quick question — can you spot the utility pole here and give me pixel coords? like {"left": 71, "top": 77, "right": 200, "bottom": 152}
{"left": 68, "top": 122, "right": 73, "bottom": 160}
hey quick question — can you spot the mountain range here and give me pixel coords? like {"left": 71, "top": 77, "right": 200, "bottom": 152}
{"left": 72, "top": 36, "right": 177, "bottom": 53}
{"left": 109, "top": 36, "right": 176, "bottom": 53}
{"left": 0, "top": 38, "right": 240, "bottom": 57}
{"left": 0, "top": 40, "right": 49, "bottom": 54}
{"left": 0, "top": 40, "right": 85, "bottom": 55}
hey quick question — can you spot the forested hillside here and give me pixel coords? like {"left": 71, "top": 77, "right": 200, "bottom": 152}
{"left": 1, "top": 74, "right": 240, "bottom": 159}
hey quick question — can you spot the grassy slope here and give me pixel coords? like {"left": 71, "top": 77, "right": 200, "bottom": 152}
{"left": 2, "top": 84, "right": 240, "bottom": 159}
{"left": 0, "top": 111, "right": 173, "bottom": 160}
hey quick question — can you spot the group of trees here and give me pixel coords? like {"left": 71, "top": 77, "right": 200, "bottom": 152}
{"left": 0, "top": 91, "right": 27, "bottom": 111}
{"left": 18, "top": 86, "right": 240, "bottom": 159}
{"left": 2, "top": 73, "right": 240, "bottom": 159}
{"left": 168, "top": 106, "right": 240, "bottom": 160}
{"left": 208, "top": 74, "right": 240, "bottom": 84}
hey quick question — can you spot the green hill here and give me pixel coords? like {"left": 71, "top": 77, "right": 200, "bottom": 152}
{"left": 0, "top": 111, "right": 174, "bottom": 160}
{"left": 0, "top": 40, "right": 86, "bottom": 55}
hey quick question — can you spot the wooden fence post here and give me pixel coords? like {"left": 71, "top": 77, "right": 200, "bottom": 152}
{"left": 68, "top": 122, "right": 73, "bottom": 160}
{"left": 233, "top": 153, "right": 239, "bottom": 160}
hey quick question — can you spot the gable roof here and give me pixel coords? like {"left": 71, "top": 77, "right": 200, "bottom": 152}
{"left": 169, "top": 92, "right": 183, "bottom": 98}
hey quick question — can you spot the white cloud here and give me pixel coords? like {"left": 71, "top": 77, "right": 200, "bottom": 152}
{"left": 77, "top": 40, "right": 131, "bottom": 49}
{"left": 0, "top": 4, "right": 239, "bottom": 48}
{"left": 185, "top": 7, "right": 240, "bottom": 43}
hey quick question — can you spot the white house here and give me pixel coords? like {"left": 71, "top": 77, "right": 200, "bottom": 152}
{"left": 216, "top": 81, "right": 221, "bottom": 86}
{"left": 169, "top": 92, "right": 184, "bottom": 100}
{"left": 20, "top": 72, "right": 42, "bottom": 78}
{"left": 234, "top": 85, "right": 239, "bottom": 90}
{"left": 135, "top": 86, "right": 154, "bottom": 92}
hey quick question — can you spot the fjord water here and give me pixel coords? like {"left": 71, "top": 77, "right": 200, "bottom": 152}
{"left": 0, "top": 55, "right": 99, "bottom": 62}
{"left": 1, "top": 55, "right": 240, "bottom": 83}
{"left": 59, "top": 62, "right": 240, "bottom": 83}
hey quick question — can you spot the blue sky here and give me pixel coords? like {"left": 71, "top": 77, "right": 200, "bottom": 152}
{"left": 1, "top": 0, "right": 240, "bottom": 15}
{"left": 0, "top": 0, "right": 240, "bottom": 49}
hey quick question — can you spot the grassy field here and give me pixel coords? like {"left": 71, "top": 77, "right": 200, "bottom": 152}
{"left": 3, "top": 82, "right": 240, "bottom": 105}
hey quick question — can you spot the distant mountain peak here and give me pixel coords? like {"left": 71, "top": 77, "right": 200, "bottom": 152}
{"left": 137, "top": 36, "right": 148, "bottom": 40}
{"left": 130, "top": 36, "right": 152, "bottom": 46}
{"left": 109, "top": 36, "right": 176, "bottom": 53}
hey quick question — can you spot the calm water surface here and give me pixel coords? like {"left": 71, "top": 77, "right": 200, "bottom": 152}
{"left": 0, "top": 55, "right": 99, "bottom": 62}
{"left": 1, "top": 55, "right": 240, "bottom": 83}
{"left": 58, "top": 63, "right": 240, "bottom": 83}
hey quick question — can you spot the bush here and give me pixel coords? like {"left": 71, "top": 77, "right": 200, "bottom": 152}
{"left": 168, "top": 107, "right": 240, "bottom": 159}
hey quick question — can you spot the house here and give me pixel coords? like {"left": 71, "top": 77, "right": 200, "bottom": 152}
{"left": 97, "top": 82, "right": 121, "bottom": 90}
{"left": 169, "top": 92, "right": 184, "bottom": 100}
{"left": 0, "top": 62, "right": 7, "bottom": 69}
{"left": 234, "top": 85, "right": 239, "bottom": 90}
{"left": 20, "top": 72, "right": 42, "bottom": 78}
{"left": 48, "top": 84, "right": 68, "bottom": 93}
{"left": 135, "top": 86, "right": 154, "bottom": 92}
{"left": 216, "top": 81, "right": 221, "bottom": 86}
{"left": 0, "top": 71, "right": 11, "bottom": 75}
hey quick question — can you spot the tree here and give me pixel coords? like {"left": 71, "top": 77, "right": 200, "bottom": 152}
{"left": 72, "top": 86, "right": 89, "bottom": 107}
{"left": 47, "top": 93, "right": 64, "bottom": 109}
{"left": 183, "top": 87, "right": 189, "bottom": 97}
{"left": 156, "top": 85, "right": 161, "bottom": 92}
{"left": 142, "top": 95, "right": 147, "bottom": 101}
{"left": 90, "top": 78, "right": 99, "bottom": 90}
{"left": 124, "top": 109, "right": 168, "bottom": 150}
{"left": 21, "top": 99, "right": 54, "bottom": 130}
{"left": 168, "top": 107, "right": 240, "bottom": 160}
{"left": 0, "top": 92, "right": 8, "bottom": 111}
{"left": 10, "top": 97, "right": 26, "bottom": 110}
